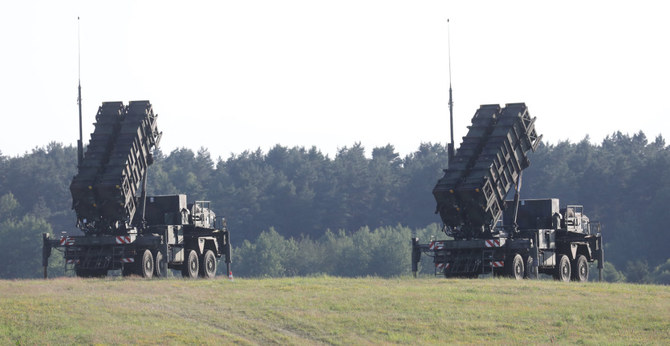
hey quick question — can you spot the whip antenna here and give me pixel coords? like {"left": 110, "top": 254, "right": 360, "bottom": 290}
{"left": 447, "top": 19, "right": 455, "bottom": 162}
{"left": 77, "top": 17, "right": 84, "bottom": 166}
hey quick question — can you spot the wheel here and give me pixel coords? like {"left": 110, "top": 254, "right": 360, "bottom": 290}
{"left": 139, "top": 249, "right": 154, "bottom": 278}
{"left": 505, "top": 254, "right": 524, "bottom": 280}
{"left": 553, "top": 254, "right": 571, "bottom": 282}
{"left": 182, "top": 249, "right": 199, "bottom": 279}
{"left": 571, "top": 255, "right": 589, "bottom": 282}
{"left": 154, "top": 251, "right": 167, "bottom": 278}
{"left": 524, "top": 255, "right": 537, "bottom": 279}
{"left": 199, "top": 250, "right": 217, "bottom": 279}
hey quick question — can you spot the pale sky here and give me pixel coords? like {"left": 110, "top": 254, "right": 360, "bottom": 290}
{"left": 1, "top": 1, "right": 668, "bottom": 160}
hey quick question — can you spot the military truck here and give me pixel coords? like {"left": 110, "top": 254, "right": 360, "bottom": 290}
{"left": 411, "top": 103, "right": 603, "bottom": 281}
{"left": 42, "top": 101, "right": 231, "bottom": 278}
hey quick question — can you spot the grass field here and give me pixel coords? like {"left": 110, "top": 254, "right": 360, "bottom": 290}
{"left": 0, "top": 276, "right": 668, "bottom": 345}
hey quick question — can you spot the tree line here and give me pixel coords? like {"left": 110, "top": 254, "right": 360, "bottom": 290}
{"left": 0, "top": 132, "right": 669, "bottom": 283}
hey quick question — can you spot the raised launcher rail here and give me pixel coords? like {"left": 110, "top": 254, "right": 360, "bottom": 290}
{"left": 69, "top": 101, "right": 161, "bottom": 233}
{"left": 433, "top": 103, "right": 541, "bottom": 239}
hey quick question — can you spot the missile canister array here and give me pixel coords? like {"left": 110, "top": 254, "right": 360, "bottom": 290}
{"left": 69, "top": 101, "right": 161, "bottom": 232}
{"left": 433, "top": 103, "right": 541, "bottom": 238}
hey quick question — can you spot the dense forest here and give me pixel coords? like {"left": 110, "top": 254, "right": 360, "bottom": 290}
{"left": 1, "top": 131, "right": 669, "bottom": 283}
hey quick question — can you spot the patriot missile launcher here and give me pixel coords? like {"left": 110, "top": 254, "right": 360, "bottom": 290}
{"left": 43, "top": 101, "right": 231, "bottom": 279}
{"left": 413, "top": 103, "right": 603, "bottom": 281}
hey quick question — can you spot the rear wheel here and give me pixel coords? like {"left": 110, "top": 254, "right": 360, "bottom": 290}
{"left": 553, "top": 254, "right": 571, "bottom": 282}
{"left": 182, "top": 249, "right": 199, "bottom": 279}
{"left": 571, "top": 255, "right": 589, "bottom": 282}
{"left": 505, "top": 254, "right": 524, "bottom": 280}
{"left": 139, "top": 249, "right": 154, "bottom": 278}
{"left": 199, "top": 250, "right": 217, "bottom": 279}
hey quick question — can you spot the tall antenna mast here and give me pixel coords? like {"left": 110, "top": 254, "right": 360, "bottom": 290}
{"left": 77, "top": 17, "right": 84, "bottom": 166}
{"left": 447, "top": 18, "right": 455, "bottom": 162}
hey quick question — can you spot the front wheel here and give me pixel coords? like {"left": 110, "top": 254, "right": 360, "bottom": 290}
{"left": 553, "top": 254, "right": 571, "bottom": 282}
{"left": 199, "top": 250, "right": 217, "bottom": 279}
{"left": 571, "top": 255, "right": 589, "bottom": 282}
{"left": 182, "top": 249, "right": 199, "bottom": 279}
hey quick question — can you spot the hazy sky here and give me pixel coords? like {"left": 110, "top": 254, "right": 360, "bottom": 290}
{"left": 1, "top": 1, "right": 668, "bottom": 159}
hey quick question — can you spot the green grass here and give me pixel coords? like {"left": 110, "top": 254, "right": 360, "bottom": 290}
{"left": 0, "top": 276, "right": 668, "bottom": 345}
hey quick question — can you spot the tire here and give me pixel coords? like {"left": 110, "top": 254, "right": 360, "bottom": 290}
{"left": 154, "top": 251, "right": 167, "bottom": 278}
{"left": 182, "top": 249, "right": 199, "bottom": 279}
{"left": 553, "top": 254, "right": 571, "bottom": 282}
{"left": 571, "top": 255, "right": 589, "bottom": 282}
{"left": 524, "top": 255, "right": 537, "bottom": 279}
{"left": 505, "top": 254, "right": 524, "bottom": 280}
{"left": 199, "top": 250, "right": 217, "bottom": 279}
{"left": 139, "top": 249, "right": 154, "bottom": 278}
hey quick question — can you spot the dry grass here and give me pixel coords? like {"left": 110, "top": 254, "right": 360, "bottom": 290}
{"left": 0, "top": 276, "right": 669, "bottom": 344}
